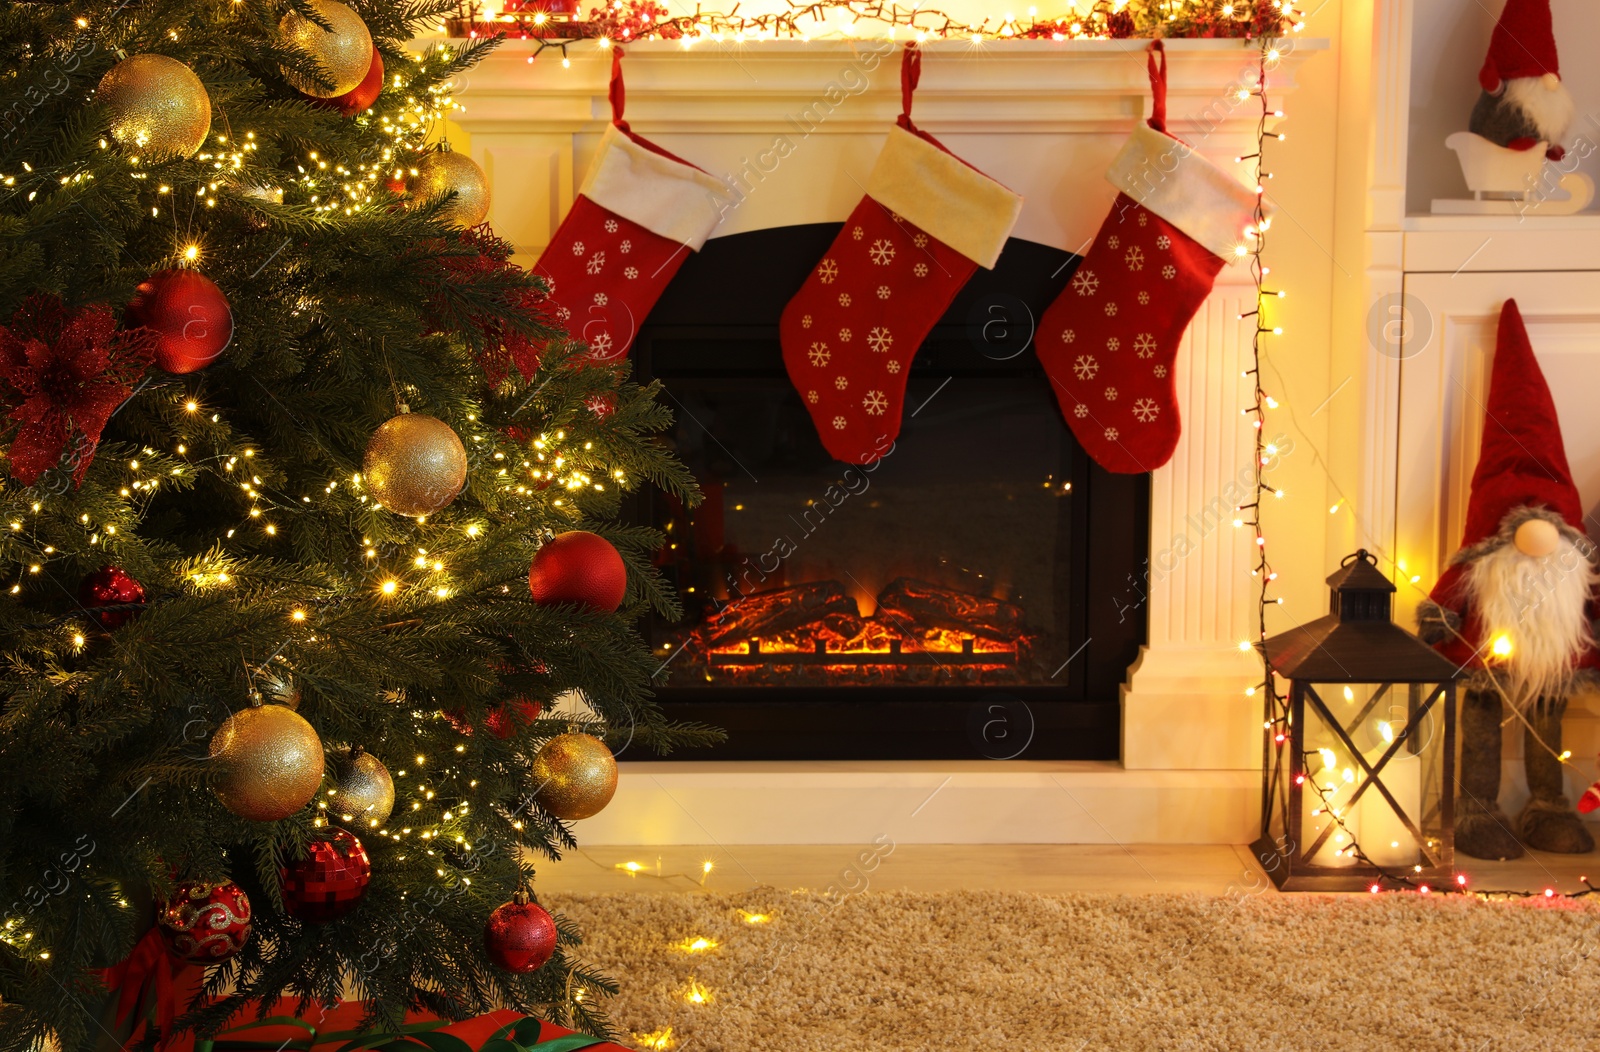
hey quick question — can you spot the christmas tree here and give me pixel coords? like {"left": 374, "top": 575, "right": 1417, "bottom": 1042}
{"left": 0, "top": 3, "right": 714, "bottom": 1049}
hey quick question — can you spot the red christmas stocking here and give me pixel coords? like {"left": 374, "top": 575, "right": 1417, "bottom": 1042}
{"left": 779, "top": 44, "right": 1021, "bottom": 465}
{"left": 528, "top": 48, "right": 725, "bottom": 369}
{"left": 1038, "top": 41, "right": 1256, "bottom": 474}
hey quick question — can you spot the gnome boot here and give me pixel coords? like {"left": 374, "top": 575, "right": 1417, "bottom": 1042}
{"left": 1455, "top": 689, "right": 1524, "bottom": 860}
{"left": 1518, "top": 698, "right": 1595, "bottom": 854}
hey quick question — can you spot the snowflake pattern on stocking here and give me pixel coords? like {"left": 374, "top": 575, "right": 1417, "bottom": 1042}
{"left": 593, "top": 292, "right": 608, "bottom": 307}
{"left": 1073, "top": 404, "right": 1089, "bottom": 418}
{"left": 839, "top": 293, "right": 852, "bottom": 307}
{"left": 913, "top": 263, "right": 929, "bottom": 278}
{"left": 1061, "top": 329, "right": 1076, "bottom": 344}
{"left": 834, "top": 375, "right": 849, "bottom": 390}
{"left": 808, "top": 390, "right": 819, "bottom": 404}
{"left": 1072, "top": 269, "right": 1099, "bottom": 296}
{"left": 620, "top": 239, "right": 632, "bottom": 253}
{"left": 818, "top": 259, "right": 839, "bottom": 284}
{"left": 863, "top": 390, "right": 887, "bottom": 416}
{"left": 870, "top": 240, "right": 896, "bottom": 266}
{"left": 624, "top": 267, "right": 638, "bottom": 280}
{"left": 1133, "top": 333, "right": 1156, "bottom": 358}
{"left": 1132, "top": 398, "right": 1159, "bottom": 423}
{"left": 809, "top": 342, "right": 831, "bottom": 367}
{"left": 1125, "top": 246, "right": 1144, "bottom": 271}
{"left": 586, "top": 251, "right": 606, "bottom": 276}
{"left": 604, "top": 219, "right": 618, "bottom": 233}
{"left": 839, "top": 328, "right": 853, "bottom": 343}
{"left": 1073, "top": 355, "right": 1098, "bottom": 380}
{"left": 886, "top": 360, "right": 901, "bottom": 374}
{"left": 867, "top": 327, "right": 893, "bottom": 353}
{"left": 1106, "top": 337, "right": 1121, "bottom": 353}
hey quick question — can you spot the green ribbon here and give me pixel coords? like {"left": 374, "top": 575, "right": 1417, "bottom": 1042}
{"left": 194, "top": 1013, "right": 603, "bottom": 1052}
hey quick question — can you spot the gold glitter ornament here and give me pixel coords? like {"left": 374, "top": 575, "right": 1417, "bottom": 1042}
{"left": 410, "top": 149, "right": 491, "bottom": 228}
{"left": 325, "top": 746, "right": 395, "bottom": 829}
{"left": 209, "top": 704, "right": 325, "bottom": 821}
{"left": 363, "top": 413, "right": 467, "bottom": 517}
{"left": 531, "top": 733, "right": 617, "bottom": 820}
{"left": 279, "top": 0, "right": 373, "bottom": 98}
{"left": 97, "top": 55, "right": 212, "bottom": 160}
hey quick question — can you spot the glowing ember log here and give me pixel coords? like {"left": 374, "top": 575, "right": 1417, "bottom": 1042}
{"left": 703, "top": 581, "right": 863, "bottom": 647}
{"left": 874, "top": 578, "right": 1024, "bottom": 643}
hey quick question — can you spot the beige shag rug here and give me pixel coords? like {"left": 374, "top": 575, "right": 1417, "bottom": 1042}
{"left": 556, "top": 889, "right": 1600, "bottom": 1052}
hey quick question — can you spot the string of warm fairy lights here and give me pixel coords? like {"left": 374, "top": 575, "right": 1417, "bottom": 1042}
{"left": 446, "top": 0, "right": 1303, "bottom": 60}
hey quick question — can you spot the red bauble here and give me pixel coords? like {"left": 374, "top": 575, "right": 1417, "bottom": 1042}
{"left": 528, "top": 531, "right": 626, "bottom": 612}
{"left": 316, "top": 47, "right": 383, "bottom": 117}
{"left": 79, "top": 565, "right": 146, "bottom": 628}
{"left": 445, "top": 698, "right": 541, "bottom": 739}
{"left": 484, "top": 895, "right": 557, "bottom": 974}
{"left": 157, "top": 880, "right": 252, "bottom": 963}
{"left": 124, "top": 270, "right": 234, "bottom": 374}
{"left": 280, "top": 829, "right": 370, "bottom": 923}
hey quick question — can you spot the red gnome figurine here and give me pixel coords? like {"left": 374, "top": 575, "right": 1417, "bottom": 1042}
{"left": 1418, "top": 300, "right": 1599, "bottom": 860}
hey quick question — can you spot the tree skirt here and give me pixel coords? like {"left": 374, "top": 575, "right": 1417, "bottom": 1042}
{"left": 556, "top": 888, "right": 1600, "bottom": 1051}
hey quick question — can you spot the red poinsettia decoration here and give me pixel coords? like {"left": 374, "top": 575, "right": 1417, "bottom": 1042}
{"left": 423, "top": 225, "right": 553, "bottom": 386}
{"left": 0, "top": 295, "right": 156, "bottom": 485}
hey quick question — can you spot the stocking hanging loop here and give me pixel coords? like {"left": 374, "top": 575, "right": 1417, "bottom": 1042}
{"left": 897, "top": 43, "right": 921, "bottom": 132}
{"left": 609, "top": 46, "right": 630, "bottom": 133}
{"left": 1146, "top": 39, "right": 1167, "bottom": 133}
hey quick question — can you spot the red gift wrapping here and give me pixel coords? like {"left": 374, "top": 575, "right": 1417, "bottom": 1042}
{"left": 189, "top": 999, "right": 630, "bottom": 1052}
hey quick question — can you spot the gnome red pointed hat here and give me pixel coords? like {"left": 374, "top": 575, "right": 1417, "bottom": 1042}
{"left": 1456, "top": 299, "right": 1584, "bottom": 549}
{"left": 1479, "top": 0, "right": 1560, "bottom": 93}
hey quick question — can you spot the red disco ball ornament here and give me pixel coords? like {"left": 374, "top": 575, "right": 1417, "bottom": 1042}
{"left": 317, "top": 47, "right": 383, "bottom": 117}
{"left": 157, "top": 880, "right": 252, "bottom": 963}
{"left": 281, "top": 829, "right": 370, "bottom": 923}
{"left": 528, "top": 531, "right": 626, "bottom": 613}
{"left": 124, "top": 269, "right": 233, "bottom": 374}
{"left": 484, "top": 892, "right": 557, "bottom": 974}
{"left": 78, "top": 565, "right": 146, "bottom": 629}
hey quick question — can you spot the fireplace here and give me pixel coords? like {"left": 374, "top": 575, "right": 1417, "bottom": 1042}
{"left": 632, "top": 226, "right": 1149, "bottom": 760}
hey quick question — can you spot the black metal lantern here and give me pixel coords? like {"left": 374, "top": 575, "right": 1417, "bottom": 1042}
{"left": 1252, "top": 550, "right": 1462, "bottom": 891}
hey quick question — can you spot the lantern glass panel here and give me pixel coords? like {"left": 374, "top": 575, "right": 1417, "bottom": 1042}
{"left": 1297, "top": 680, "right": 1450, "bottom": 872}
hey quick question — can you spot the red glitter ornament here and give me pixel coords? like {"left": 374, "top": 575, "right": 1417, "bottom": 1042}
{"left": 484, "top": 892, "right": 557, "bottom": 973}
{"left": 156, "top": 881, "right": 252, "bottom": 963}
{"left": 316, "top": 47, "right": 383, "bottom": 117}
{"left": 124, "top": 270, "right": 234, "bottom": 374}
{"left": 79, "top": 565, "right": 146, "bottom": 628}
{"left": 280, "top": 829, "right": 370, "bottom": 923}
{"left": 445, "top": 698, "right": 542, "bottom": 739}
{"left": 528, "top": 531, "right": 626, "bottom": 613}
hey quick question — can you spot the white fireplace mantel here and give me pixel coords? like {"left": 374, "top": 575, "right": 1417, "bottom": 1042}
{"left": 446, "top": 36, "right": 1325, "bottom": 844}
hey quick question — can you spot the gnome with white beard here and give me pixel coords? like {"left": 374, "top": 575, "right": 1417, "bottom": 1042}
{"left": 1419, "top": 300, "right": 1600, "bottom": 859}
{"left": 1468, "top": 0, "right": 1573, "bottom": 162}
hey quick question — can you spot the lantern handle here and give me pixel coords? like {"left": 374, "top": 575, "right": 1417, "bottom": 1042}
{"left": 1340, "top": 549, "right": 1379, "bottom": 568}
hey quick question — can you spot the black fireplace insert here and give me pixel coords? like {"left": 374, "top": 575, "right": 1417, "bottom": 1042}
{"left": 630, "top": 225, "right": 1148, "bottom": 760}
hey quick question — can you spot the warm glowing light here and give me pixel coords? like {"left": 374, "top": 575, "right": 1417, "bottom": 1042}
{"left": 380, "top": 580, "right": 398, "bottom": 595}
{"left": 183, "top": 245, "right": 199, "bottom": 262}
{"left": 291, "top": 609, "right": 307, "bottom": 622}
{"left": 740, "top": 911, "right": 769, "bottom": 924}
{"left": 1342, "top": 686, "right": 1355, "bottom": 701}
{"left": 1491, "top": 634, "right": 1513, "bottom": 659}
{"left": 676, "top": 936, "right": 717, "bottom": 953}
{"left": 682, "top": 979, "right": 713, "bottom": 1005}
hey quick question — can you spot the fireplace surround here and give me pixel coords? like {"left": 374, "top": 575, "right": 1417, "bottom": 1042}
{"left": 450, "top": 36, "right": 1324, "bottom": 842}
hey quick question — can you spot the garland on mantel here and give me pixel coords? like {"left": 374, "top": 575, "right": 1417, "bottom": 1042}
{"left": 445, "top": 0, "right": 1303, "bottom": 54}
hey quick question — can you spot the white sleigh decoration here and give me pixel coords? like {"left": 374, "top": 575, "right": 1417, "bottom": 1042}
{"left": 1431, "top": 131, "right": 1594, "bottom": 215}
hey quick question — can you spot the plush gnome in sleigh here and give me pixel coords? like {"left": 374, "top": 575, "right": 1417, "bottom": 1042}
{"left": 1418, "top": 300, "right": 1600, "bottom": 860}
{"left": 1468, "top": 0, "right": 1572, "bottom": 162}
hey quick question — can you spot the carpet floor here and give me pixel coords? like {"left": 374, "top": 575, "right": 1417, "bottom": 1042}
{"left": 555, "top": 888, "right": 1600, "bottom": 1052}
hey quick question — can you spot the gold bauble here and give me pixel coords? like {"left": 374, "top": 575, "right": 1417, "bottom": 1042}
{"left": 326, "top": 748, "right": 395, "bottom": 829}
{"left": 209, "top": 704, "right": 325, "bottom": 822}
{"left": 531, "top": 733, "right": 617, "bottom": 821}
{"left": 279, "top": 0, "right": 373, "bottom": 98}
{"left": 410, "top": 150, "right": 491, "bottom": 228}
{"left": 363, "top": 413, "right": 467, "bottom": 517}
{"left": 97, "top": 55, "right": 212, "bottom": 160}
